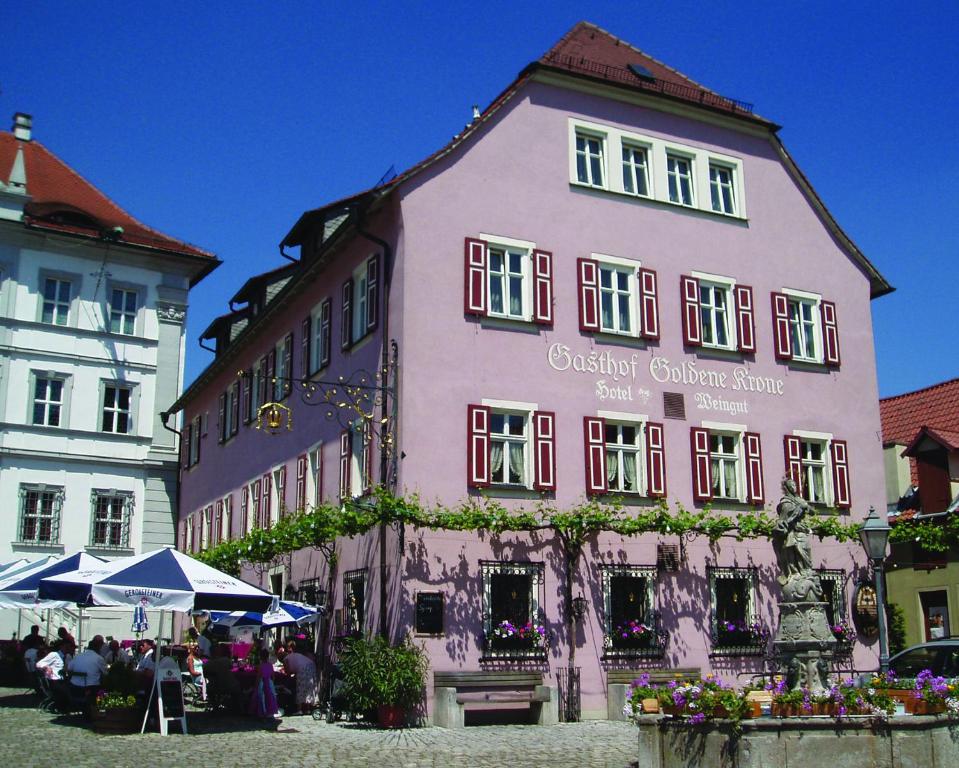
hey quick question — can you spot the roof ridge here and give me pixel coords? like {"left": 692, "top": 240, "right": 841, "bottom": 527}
{"left": 13, "top": 133, "right": 213, "bottom": 258}
{"left": 880, "top": 375, "right": 959, "bottom": 403}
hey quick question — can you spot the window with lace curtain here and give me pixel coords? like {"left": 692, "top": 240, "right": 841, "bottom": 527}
{"left": 605, "top": 422, "right": 643, "bottom": 494}
{"left": 490, "top": 411, "right": 527, "bottom": 486}
{"left": 710, "top": 433, "right": 740, "bottom": 500}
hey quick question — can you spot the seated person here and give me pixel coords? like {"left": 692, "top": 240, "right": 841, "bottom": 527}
{"left": 36, "top": 642, "right": 66, "bottom": 681}
{"left": 187, "top": 626, "right": 212, "bottom": 658}
{"left": 68, "top": 636, "right": 108, "bottom": 716}
{"left": 136, "top": 639, "right": 156, "bottom": 673}
{"left": 203, "top": 643, "right": 243, "bottom": 712}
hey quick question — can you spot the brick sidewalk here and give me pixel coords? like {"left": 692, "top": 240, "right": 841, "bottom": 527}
{"left": 0, "top": 689, "right": 637, "bottom": 768}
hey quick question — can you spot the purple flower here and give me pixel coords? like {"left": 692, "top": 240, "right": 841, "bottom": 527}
{"left": 689, "top": 712, "right": 706, "bottom": 724}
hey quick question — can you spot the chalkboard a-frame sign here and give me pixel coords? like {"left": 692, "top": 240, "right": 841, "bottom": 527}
{"left": 154, "top": 656, "right": 187, "bottom": 735}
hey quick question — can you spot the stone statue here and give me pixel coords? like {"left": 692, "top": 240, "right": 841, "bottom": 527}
{"left": 772, "top": 478, "right": 822, "bottom": 603}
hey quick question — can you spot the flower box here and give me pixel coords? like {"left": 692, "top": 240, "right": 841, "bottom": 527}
{"left": 641, "top": 698, "right": 659, "bottom": 714}
{"left": 90, "top": 706, "right": 142, "bottom": 734}
{"left": 907, "top": 699, "right": 945, "bottom": 716}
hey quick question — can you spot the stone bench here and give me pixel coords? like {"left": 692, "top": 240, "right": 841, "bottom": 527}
{"left": 432, "top": 670, "right": 558, "bottom": 728}
{"left": 607, "top": 667, "right": 701, "bottom": 720}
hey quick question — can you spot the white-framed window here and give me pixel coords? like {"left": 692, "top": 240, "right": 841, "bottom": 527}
{"left": 568, "top": 119, "right": 746, "bottom": 218}
{"left": 465, "top": 235, "right": 552, "bottom": 326}
{"left": 189, "top": 415, "right": 201, "bottom": 466}
{"left": 709, "top": 432, "right": 740, "bottom": 500}
{"left": 17, "top": 484, "right": 63, "bottom": 545}
{"left": 32, "top": 375, "right": 65, "bottom": 427}
{"left": 89, "top": 490, "right": 133, "bottom": 549}
{"left": 577, "top": 254, "right": 659, "bottom": 340}
{"left": 251, "top": 358, "right": 264, "bottom": 412}
{"left": 605, "top": 421, "right": 645, "bottom": 494}
{"left": 221, "top": 494, "right": 233, "bottom": 542}
{"left": 574, "top": 130, "right": 606, "bottom": 188}
{"left": 101, "top": 383, "right": 132, "bottom": 434}
{"left": 108, "top": 287, "right": 139, "bottom": 335}
{"left": 772, "top": 288, "right": 840, "bottom": 366}
{"left": 788, "top": 295, "right": 819, "bottom": 362}
{"left": 691, "top": 422, "right": 764, "bottom": 505}
{"left": 40, "top": 276, "right": 72, "bottom": 325}
{"left": 621, "top": 143, "right": 650, "bottom": 197}
{"left": 308, "top": 444, "right": 323, "bottom": 507}
{"left": 490, "top": 410, "right": 528, "bottom": 486}
{"left": 785, "top": 430, "right": 850, "bottom": 509}
{"left": 218, "top": 381, "right": 239, "bottom": 442}
{"left": 709, "top": 163, "right": 736, "bottom": 215}
{"left": 598, "top": 263, "right": 634, "bottom": 335}
{"left": 696, "top": 274, "right": 734, "bottom": 349}
{"left": 342, "top": 255, "right": 379, "bottom": 350}
{"left": 309, "top": 298, "right": 332, "bottom": 375}
{"left": 666, "top": 153, "right": 694, "bottom": 206}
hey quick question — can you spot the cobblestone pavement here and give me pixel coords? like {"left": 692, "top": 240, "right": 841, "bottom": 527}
{"left": 0, "top": 689, "right": 638, "bottom": 768}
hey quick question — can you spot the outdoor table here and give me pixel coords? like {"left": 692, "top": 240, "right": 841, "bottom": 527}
{"left": 230, "top": 642, "right": 253, "bottom": 661}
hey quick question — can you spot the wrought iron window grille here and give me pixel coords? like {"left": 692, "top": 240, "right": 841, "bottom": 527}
{"left": 17, "top": 484, "right": 64, "bottom": 545}
{"left": 480, "top": 560, "right": 548, "bottom": 661}
{"left": 89, "top": 489, "right": 134, "bottom": 550}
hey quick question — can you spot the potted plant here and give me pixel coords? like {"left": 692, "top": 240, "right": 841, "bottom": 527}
{"left": 909, "top": 669, "right": 955, "bottom": 715}
{"left": 90, "top": 664, "right": 142, "bottom": 733}
{"left": 613, "top": 619, "right": 654, "bottom": 649}
{"left": 716, "top": 620, "right": 769, "bottom": 649}
{"left": 340, "top": 634, "right": 428, "bottom": 728}
{"left": 488, "top": 620, "right": 547, "bottom": 652}
{"left": 656, "top": 675, "right": 751, "bottom": 727}
{"left": 625, "top": 672, "right": 661, "bottom": 714}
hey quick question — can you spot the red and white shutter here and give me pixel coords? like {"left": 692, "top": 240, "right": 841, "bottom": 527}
{"left": 261, "top": 473, "right": 272, "bottom": 528}
{"left": 241, "top": 487, "right": 249, "bottom": 533}
{"left": 282, "top": 333, "right": 293, "bottom": 396}
{"left": 464, "top": 238, "right": 487, "bottom": 316}
{"left": 821, "top": 300, "right": 841, "bottom": 366}
{"left": 680, "top": 276, "right": 702, "bottom": 346}
{"left": 645, "top": 421, "right": 666, "bottom": 497}
{"left": 771, "top": 292, "right": 793, "bottom": 360}
{"left": 831, "top": 439, "right": 851, "bottom": 509}
{"left": 277, "top": 465, "right": 287, "bottom": 516}
{"left": 320, "top": 298, "right": 332, "bottom": 368}
{"left": 467, "top": 405, "right": 491, "bottom": 487}
{"left": 341, "top": 279, "right": 353, "bottom": 350}
{"left": 339, "top": 430, "right": 352, "bottom": 500}
{"left": 577, "top": 258, "right": 600, "bottom": 332}
{"left": 179, "top": 520, "right": 187, "bottom": 552}
{"left": 784, "top": 435, "right": 803, "bottom": 492}
{"left": 230, "top": 381, "right": 240, "bottom": 436}
{"left": 217, "top": 393, "right": 226, "bottom": 443}
{"left": 296, "top": 454, "right": 307, "bottom": 511}
{"left": 583, "top": 416, "right": 607, "bottom": 495}
{"left": 532, "top": 411, "right": 556, "bottom": 491}
{"left": 734, "top": 285, "right": 756, "bottom": 353}
{"left": 181, "top": 422, "right": 191, "bottom": 468}
{"left": 532, "top": 249, "right": 553, "bottom": 325}
{"left": 744, "top": 432, "right": 765, "bottom": 504}
{"left": 224, "top": 497, "right": 233, "bottom": 541}
{"left": 265, "top": 349, "right": 276, "bottom": 402}
{"left": 638, "top": 268, "right": 660, "bottom": 340}
{"left": 366, "top": 254, "right": 380, "bottom": 332}
{"left": 190, "top": 514, "right": 199, "bottom": 553}
{"left": 214, "top": 500, "right": 223, "bottom": 546}
{"left": 301, "top": 315, "right": 312, "bottom": 377}
{"left": 690, "top": 427, "right": 712, "bottom": 501}
{"left": 257, "top": 357, "right": 267, "bottom": 407}
{"left": 363, "top": 421, "right": 374, "bottom": 493}
{"left": 242, "top": 369, "right": 253, "bottom": 423}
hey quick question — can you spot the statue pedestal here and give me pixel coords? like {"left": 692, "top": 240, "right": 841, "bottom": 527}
{"left": 773, "top": 601, "right": 837, "bottom": 694}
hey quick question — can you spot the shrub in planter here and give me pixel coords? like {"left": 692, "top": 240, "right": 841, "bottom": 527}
{"left": 340, "top": 635, "right": 428, "bottom": 726}
{"left": 656, "top": 675, "right": 750, "bottom": 726}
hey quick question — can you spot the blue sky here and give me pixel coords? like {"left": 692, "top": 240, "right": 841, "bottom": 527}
{"left": 4, "top": 1, "right": 957, "bottom": 397}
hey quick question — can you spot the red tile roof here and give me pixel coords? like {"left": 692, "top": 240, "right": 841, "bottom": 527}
{"left": 0, "top": 132, "right": 216, "bottom": 263}
{"left": 879, "top": 377, "right": 959, "bottom": 445}
{"left": 902, "top": 426, "right": 959, "bottom": 456}
{"left": 534, "top": 22, "right": 775, "bottom": 127}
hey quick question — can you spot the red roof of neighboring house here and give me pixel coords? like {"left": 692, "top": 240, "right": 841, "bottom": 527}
{"left": 879, "top": 377, "right": 959, "bottom": 445}
{"left": 902, "top": 426, "right": 959, "bottom": 457}
{"left": 0, "top": 132, "right": 216, "bottom": 265}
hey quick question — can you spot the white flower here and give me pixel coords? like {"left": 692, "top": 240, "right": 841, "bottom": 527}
{"left": 623, "top": 703, "right": 633, "bottom": 717}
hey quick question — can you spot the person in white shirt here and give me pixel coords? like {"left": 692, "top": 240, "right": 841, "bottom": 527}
{"left": 136, "top": 639, "right": 156, "bottom": 673}
{"left": 36, "top": 645, "right": 65, "bottom": 680}
{"left": 68, "top": 636, "right": 108, "bottom": 690}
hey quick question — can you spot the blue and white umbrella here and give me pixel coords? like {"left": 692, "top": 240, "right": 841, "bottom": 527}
{"left": 132, "top": 604, "right": 149, "bottom": 634}
{"left": 209, "top": 600, "right": 321, "bottom": 629}
{"left": 0, "top": 552, "right": 104, "bottom": 609}
{"left": 38, "top": 546, "right": 274, "bottom": 613}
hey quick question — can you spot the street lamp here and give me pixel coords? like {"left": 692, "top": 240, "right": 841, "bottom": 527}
{"left": 571, "top": 594, "right": 588, "bottom": 624}
{"left": 859, "top": 506, "right": 891, "bottom": 672}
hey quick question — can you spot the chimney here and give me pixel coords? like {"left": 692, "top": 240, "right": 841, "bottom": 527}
{"left": 13, "top": 113, "right": 32, "bottom": 142}
{"left": 472, "top": 105, "right": 481, "bottom": 122}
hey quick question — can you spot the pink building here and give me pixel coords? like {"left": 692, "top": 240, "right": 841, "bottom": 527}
{"left": 171, "top": 22, "right": 892, "bottom": 721}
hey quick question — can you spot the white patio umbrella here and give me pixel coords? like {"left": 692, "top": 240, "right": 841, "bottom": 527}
{"left": 37, "top": 546, "right": 274, "bottom": 613}
{"left": 209, "top": 600, "right": 322, "bottom": 629}
{"left": 0, "top": 552, "right": 104, "bottom": 609}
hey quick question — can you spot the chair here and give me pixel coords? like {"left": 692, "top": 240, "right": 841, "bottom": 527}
{"left": 35, "top": 671, "right": 55, "bottom": 712}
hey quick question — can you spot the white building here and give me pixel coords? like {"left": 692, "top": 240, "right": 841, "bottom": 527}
{"left": 0, "top": 113, "right": 218, "bottom": 640}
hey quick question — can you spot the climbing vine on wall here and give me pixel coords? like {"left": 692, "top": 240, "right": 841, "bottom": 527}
{"left": 889, "top": 510, "right": 959, "bottom": 553}
{"left": 193, "top": 487, "right": 863, "bottom": 574}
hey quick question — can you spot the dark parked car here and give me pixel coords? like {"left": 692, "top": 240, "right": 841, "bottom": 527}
{"left": 887, "top": 639, "right": 959, "bottom": 678}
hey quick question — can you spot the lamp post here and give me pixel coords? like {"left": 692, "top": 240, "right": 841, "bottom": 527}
{"left": 858, "top": 506, "right": 891, "bottom": 672}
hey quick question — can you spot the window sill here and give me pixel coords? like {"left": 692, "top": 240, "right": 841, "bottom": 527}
{"left": 12, "top": 541, "right": 64, "bottom": 553}
{"left": 86, "top": 545, "right": 134, "bottom": 556}
{"left": 709, "top": 643, "right": 767, "bottom": 658}
{"left": 478, "top": 316, "right": 540, "bottom": 334}
{"left": 569, "top": 181, "right": 749, "bottom": 223}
